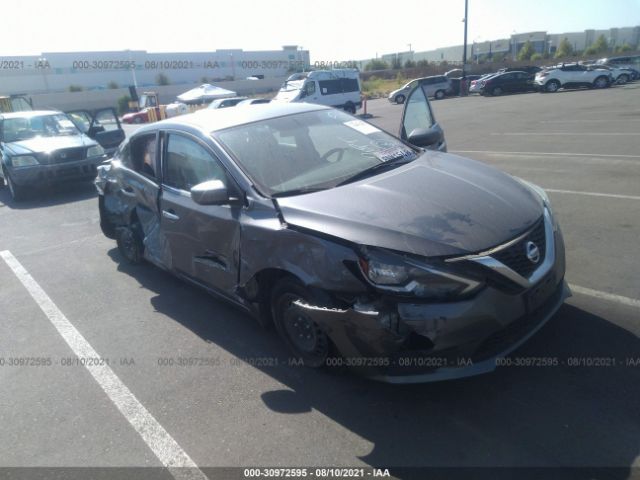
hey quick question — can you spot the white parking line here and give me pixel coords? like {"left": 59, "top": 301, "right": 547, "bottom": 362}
{"left": 570, "top": 284, "right": 640, "bottom": 309}
{"left": 491, "top": 132, "right": 638, "bottom": 136}
{"left": 545, "top": 189, "right": 640, "bottom": 201}
{"left": 0, "top": 250, "right": 207, "bottom": 480}
{"left": 452, "top": 150, "right": 640, "bottom": 159}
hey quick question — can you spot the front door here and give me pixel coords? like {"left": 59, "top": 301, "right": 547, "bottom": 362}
{"left": 159, "top": 132, "right": 241, "bottom": 295}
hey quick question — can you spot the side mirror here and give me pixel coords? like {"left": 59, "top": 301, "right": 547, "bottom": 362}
{"left": 190, "top": 180, "right": 229, "bottom": 205}
{"left": 407, "top": 128, "right": 442, "bottom": 148}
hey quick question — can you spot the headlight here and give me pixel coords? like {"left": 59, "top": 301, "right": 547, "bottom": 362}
{"left": 358, "top": 248, "right": 483, "bottom": 300}
{"left": 11, "top": 155, "right": 39, "bottom": 167}
{"left": 87, "top": 145, "right": 105, "bottom": 158}
{"left": 514, "top": 177, "right": 558, "bottom": 231}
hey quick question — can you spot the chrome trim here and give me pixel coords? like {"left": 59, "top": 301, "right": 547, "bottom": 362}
{"left": 467, "top": 208, "right": 555, "bottom": 288}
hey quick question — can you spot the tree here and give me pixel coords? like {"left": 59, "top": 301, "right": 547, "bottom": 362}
{"left": 117, "top": 95, "right": 132, "bottom": 115}
{"left": 155, "top": 73, "right": 170, "bottom": 86}
{"left": 364, "top": 59, "right": 389, "bottom": 71}
{"left": 585, "top": 35, "right": 609, "bottom": 55}
{"left": 107, "top": 81, "right": 119, "bottom": 89}
{"left": 555, "top": 37, "right": 574, "bottom": 58}
{"left": 615, "top": 43, "right": 633, "bottom": 54}
{"left": 404, "top": 59, "right": 416, "bottom": 69}
{"left": 391, "top": 56, "right": 402, "bottom": 70}
{"left": 416, "top": 59, "right": 430, "bottom": 68}
{"left": 517, "top": 40, "right": 536, "bottom": 61}
{"left": 530, "top": 53, "right": 543, "bottom": 61}
{"left": 200, "top": 76, "right": 209, "bottom": 83}
{"left": 68, "top": 85, "right": 83, "bottom": 92}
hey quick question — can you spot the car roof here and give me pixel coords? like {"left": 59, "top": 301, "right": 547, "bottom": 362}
{"left": 137, "top": 102, "right": 329, "bottom": 134}
{"left": 0, "top": 110, "right": 61, "bottom": 119}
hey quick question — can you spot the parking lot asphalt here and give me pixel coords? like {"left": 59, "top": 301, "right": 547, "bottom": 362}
{"left": 1, "top": 85, "right": 639, "bottom": 477}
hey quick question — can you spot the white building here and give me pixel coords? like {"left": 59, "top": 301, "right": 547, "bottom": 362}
{"left": 0, "top": 46, "right": 310, "bottom": 94}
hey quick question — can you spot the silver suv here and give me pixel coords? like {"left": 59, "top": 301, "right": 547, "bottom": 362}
{"left": 389, "top": 75, "right": 452, "bottom": 103}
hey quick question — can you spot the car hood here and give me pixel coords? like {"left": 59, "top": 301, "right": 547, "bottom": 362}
{"left": 4, "top": 134, "right": 95, "bottom": 155}
{"left": 276, "top": 152, "right": 544, "bottom": 257}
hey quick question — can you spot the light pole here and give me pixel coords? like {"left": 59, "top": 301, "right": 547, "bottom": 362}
{"left": 461, "top": 0, "right": 469, "bottom": 95}
{"left": 127, "top": 50, "right": 138, "bottom": 89}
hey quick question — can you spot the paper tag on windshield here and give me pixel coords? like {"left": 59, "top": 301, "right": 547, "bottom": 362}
{"left": 344, "top": 120, "right": 380, "bottom": 135}
{"left": 374, "top": 146, "right": 416, "bottom": 162}
{"left": 59, "top": 119, "right": 76, "bottom": 129}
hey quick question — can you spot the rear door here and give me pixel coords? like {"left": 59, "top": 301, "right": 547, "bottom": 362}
{"left": 399, "top": 84, "right": 446, "bottom": 151}
{"left": 159, "top": 131, "right": 241, "bottom": 295}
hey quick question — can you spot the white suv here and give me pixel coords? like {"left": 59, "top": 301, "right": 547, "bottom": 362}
{"left": 535, "top": 64, "right": 612, "bottom": 92}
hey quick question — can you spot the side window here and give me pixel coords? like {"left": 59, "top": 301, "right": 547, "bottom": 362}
{"left": 125, "top": 133, "right": 158, "bottom": 179}
{"left": 118, "top": 141, "right": 133, "bottom": 168}
{"left": 305, "top": 81, "right": 316, "bottom": 96}
{"left": 164, "top": 134, "right": 227, "bottom": 192}
{"left": 402, "top": 85, "right": 434, "bottom": 138}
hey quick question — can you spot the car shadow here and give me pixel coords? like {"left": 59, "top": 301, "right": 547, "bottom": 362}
{"left": 108, "top": 248, "right": 639, "bottom": 476}
{"left": 0, "top": 180, "right": 96, "bottom": 210}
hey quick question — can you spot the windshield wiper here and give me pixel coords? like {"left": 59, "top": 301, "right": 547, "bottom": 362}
{"left": 336, "top": 158, "right": 413, "bottom": 187}
{"left": 272, "top": 187, "right": 328, "bottom": 198}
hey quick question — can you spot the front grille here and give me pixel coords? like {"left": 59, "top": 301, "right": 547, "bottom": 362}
{"left": 51, "top": 147, "right": 86, "bottom": 163}
{"left": 492, "top": 217, "right": 546, "bottom": 278}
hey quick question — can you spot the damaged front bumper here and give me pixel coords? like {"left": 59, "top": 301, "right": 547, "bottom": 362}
{"left": 295, "top": 277, "right": 571, "bottom": 383}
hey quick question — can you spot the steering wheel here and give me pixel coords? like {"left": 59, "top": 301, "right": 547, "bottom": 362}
{"left": 321, "top": 147, "right": 347, "bottom": 163}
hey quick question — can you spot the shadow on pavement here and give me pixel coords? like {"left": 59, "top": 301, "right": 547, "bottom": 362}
{"left": 108, "top": 248, "right": 639, "bottom": 476}
{"left": 0, "top": 180, "right": 96, "bottom": 210}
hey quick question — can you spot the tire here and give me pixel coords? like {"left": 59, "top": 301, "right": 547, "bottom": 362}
{"left": 133, "top": 116, "right": 143, "bottom": 124}
{"left": 545, "top": 80, "right": 560, "bottom": 93}
{"left": 617, "top": 74, "right": 629, "bottom": 85}
{"left": 344, "top": 102, "right": 356, "bottom": 114}
{"left": 116, "top": 224, "right": 144, "bottom": 264}
{"left": 434, "top": 89, "right": 445, "bottom": 100}
{"left": 6, "top": 173, "right": 28, "bottom": 201}
{"left": 395, "top": 94, "right": 405, "bottom": 104}
{"left": 593, "top": 76, "right": 609, "bottom": 89}
{"left": 271, "top": 278, "right": 331, "bottom": 368}
{"left": 492, "top": 86, "right": 503, "bottom": 96}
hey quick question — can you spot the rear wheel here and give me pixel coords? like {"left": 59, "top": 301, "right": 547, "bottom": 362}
{"left": 344, "top": 102, "right": 356, "bottom": 114}
{"left": 593, "top": 76, "right": 609, "bottom": 89}
{"left": 271, "top": 278, "right": 330, "bottom": 368}
{"left": 395, "top": 94, "right": 405, "bottom": 104}
{"left": 617, "top": 74, "right": 629, "bottom": 85}
{"left": 545, "top": 80, "right": 560, "bottom": 93}
{"left": 434, "top": 89, "right": 445, "bottom": 100}
{"left": 492, "top": 86, "right": 503, "bottom": 96}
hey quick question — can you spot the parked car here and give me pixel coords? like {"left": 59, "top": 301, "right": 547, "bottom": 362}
{"left": 535, "top": 64, "right": 612, "bottom": 92}
{"left": 481, "top": 71, "right": 537, "bottom": 96}
{"left": 498, "top": 66, "right": 542, "bottom": 76}
{"left": 237, "top": 98, "right": 271, "bottom": 106}
{"left": 0, "top": 110, "right": 122, "bottom": 200}
{"left": 448, "top": 75, "right": 482, "bottom": 96}
{"left": 469, "top": 73, "right": 498, "bottom": 94}
{"left": 207, "top": 97, "right": 249, "bottom": 109}
{"left": 96, "top": 85, "right": 568, "bottom": 383}
{"left": 388, "top": 75, "right": 452, "bottom": 103}
{"left": 586, "top": 64, "right": 635, "bottom": 84}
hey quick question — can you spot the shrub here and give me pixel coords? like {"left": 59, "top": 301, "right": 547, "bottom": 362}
{"left": 68, "top": 85, "right": 83, "bottom": 92}
{"left": 155, "top": 73, "right": 170, "bottom": 86}
{"left": 530, "top": 53, "right": 543, "bottom": 61}
{"left": 117, "top": 95, "right": 131, "bottom": 115}
{"left": 107, "top": 81, "right": 119, "bottom": 89}
{"left": 364, "top": 59, "right": 389, "bottom": 71}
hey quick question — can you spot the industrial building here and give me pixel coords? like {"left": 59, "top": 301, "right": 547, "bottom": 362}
{"left": 0, "top": 46, "right": 310, "bottom": 94}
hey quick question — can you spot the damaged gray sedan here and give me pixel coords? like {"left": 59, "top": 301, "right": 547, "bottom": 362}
{"left": 96, "top": 84, "right": 570, "bottom": 382}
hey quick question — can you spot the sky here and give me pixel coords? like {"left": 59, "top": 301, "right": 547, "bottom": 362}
{"left": 1, "top": 0, "right": 638, "bottom": 60}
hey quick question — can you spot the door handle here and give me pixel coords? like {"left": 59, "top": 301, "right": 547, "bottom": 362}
{"left": 121, "top": 186, "right": 136, "bottom": 197}
{"left": 162, "top": 209, "right": 180, "bottom": 221}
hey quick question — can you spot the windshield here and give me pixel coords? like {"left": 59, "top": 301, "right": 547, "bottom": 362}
{"left": 215, "top": 109, "right": 418, "bottom": 197}
{"left": 279, "top": 79, "right": 305, "bottom": 92}
{"left": 1, "top": 114, "right": 80, "bottom": 142}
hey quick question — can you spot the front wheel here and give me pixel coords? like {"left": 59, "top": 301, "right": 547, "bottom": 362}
{"left": 116, "top": 225, "right": 144, "bottom": 264}
{"left": 6, "top": 173, "right": 28, "bottom": 201}
{"left": 271, "top": 278, "right": 330, "bottom": 368}
{"left": 434, "top": 89, "right": 445, "bottom": 100}
{"left": 492, "top": 86, "right": 503, "bottom": 96}
{"left": 395, "top": 94, "right": 405, "bottom": 104}
{"left": 545, "top": 80, "right": 560, "bottom": 93}
{"left": 593, "top": 76, "right": 609, "bottom": 89}
{"left": 617, "top": 74, "right": 629, "bottom": 85}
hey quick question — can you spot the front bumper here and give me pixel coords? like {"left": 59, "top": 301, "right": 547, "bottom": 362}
{"left": 8, "top": 157, "right": 106, "bottom": 186}
{"left": 296, "top": 227, "right": 569, "bottom": 383}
